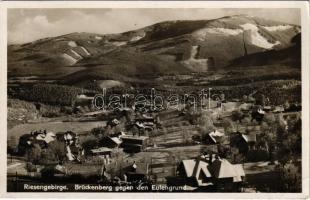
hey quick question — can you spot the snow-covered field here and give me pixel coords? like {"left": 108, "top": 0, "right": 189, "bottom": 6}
{"left": 194, "top": 23, "right": 286, "bottom": 49}
{"left": 68, "top": 41, "right": 78, "bottom": 47}
{"left": 111, "top": 41, "right": 127, "bottom": 46}
{"left": 182, "top": 45, "right": 209, "bottom": 71}
{"left": 194, "top": 27, "right": 243, "bottom": 41}
{"left": 240, "top": 23, "right": 280, "bottom": 49}
{"left": 130, "top": 32, "right": 146, "bottom": 42}
{"left": 80, "top": 46, "right": 91, "bottom": 56}
{"left": 262, "top": 25, "right": 293, "bottom": 31}
{"left": 70, "top": 49, "right": 83, "bottom": 59}
{"left": 95, "top": 36, "right": 103, "bottom": 40}
{"left": 62, "top": 53, "right": 78, "bottom": 65}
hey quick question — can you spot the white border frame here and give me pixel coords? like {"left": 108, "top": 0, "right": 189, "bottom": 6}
{"left": 0, "top": 1, "right": 309, "bottom": 199}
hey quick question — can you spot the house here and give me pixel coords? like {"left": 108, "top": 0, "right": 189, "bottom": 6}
{"left": 110, "top": 131, "right": 126, "bottom": 138}
{"left": 66, "top": 143, "right": 82, "bottom": 162}
{"left": 100, "top": 136, "right": 122, "bottom": 149}
{"left": 36, "top": 131, "right": 56, "bottom": 144}
{"left": 134, "top": 121, "right": 148, "bottom": 130}
{"left": 64, "top": 131, "right": 78, "bottom": 145}
{"left": 251, "top": 108, "right": 265, "bottom": 122}
{"left": 90, "top": 147, "right": 112, "bottom": 158}
{"left": 120, "top": 135, "right": 149, "bottom": 152}
{"left": 134, "top": 115, "right": 157, "bottom": 131}
{"left": 90, "top": 147, "right": 114, "bottom": 164}
{"left": 241, "top": 134, "right": 257, "bottom": 149}
{"left": 209, "top": 158, "right": 245, "bottom": 191}
{"left": 257, "top": 108, "right": 266, "bottom": 114}
{"left": 54, "top": 131, "right": 81, "bottom": 162}
{"left": 66, "top": 145, "right": 75, "bottom": 161}
{"left": 263, "top": 106, "right": 272, "bottom": 112}
{"left": 178, "top": 156, "right": 245, "bottom": 190}
{"left": 209, "top": 159, "right": 245, "bottom": 182}
{"left": 129, "top": 122, "right": 146, "bottom": 136}
{"left": 124, "top": 161, "right": 148, "bottom": 183}
{"left": 178, "top": 159, "right": 213, "bottom": 187}
{"left": 205, "top": 130, "right": 225, "bottom": 145}
{"left": 55, "top": 131, "right": 78, "bottom": 145}
{"left": 231, "top": 133, "right": 257, "bottom": 154}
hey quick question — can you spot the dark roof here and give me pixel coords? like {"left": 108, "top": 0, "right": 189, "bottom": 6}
{"left": 182, "top": 159, "right": 212, "bottom": 178}
{"left": 121, "top": 135, "right": 149, "bottom": 141}
{"left": 209, "top": 159, "right": 245, "bottom": 181}
{"left": 90, "top": 147, "right": 112, "bottom": 154}
{"left": 122, "top": 144, "right": 143, "bottom": 147}
{"left": 241, "top": 134, "right": 257, "bottom": 143}
{"left": 108, "top": 137, "right": 122, "bottom": 145}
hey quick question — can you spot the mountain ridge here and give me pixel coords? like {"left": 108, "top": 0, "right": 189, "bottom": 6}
{"left": 8, "top": 15, "right": 301, "bottom": 81}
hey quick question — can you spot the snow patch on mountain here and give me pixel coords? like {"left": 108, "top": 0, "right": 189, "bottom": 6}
{"left": 80, "top": 46, "right": 91, "bottom": 56}
{"left": 70, "top": 49, "right": 83, "bottom": 59}
{"left": 62, "top": 53, "right": 78, "bottom": 65}
{"left": 130, "top": 33, "right": 146, "bottom": 42}
{"left": 240, "top": 23, "right": 280, "bottom": 49}
{"left": 95, "top": 36, "right": 103, "bottom": 40}
{"left": 206, "top": 28, "right": 243, "bottom": 35}
{"left": 191, "top": 46, "right": 200, "bottom": 59}
{"left": 111, "top": 41, "right": 127, "bottom": 46}
{"left": 181, "top": 46, "right": 210, "bottom": 71}
{"left": 55, "top": 38, "right": 65, "bottom": 42}
{"left": 263, "top": 25, "right": 293, "bottom": 31}
{"left": 194, "top": 28, "right": 243, "bottom": 41}
{"left": 68, "top": 41, "right": 78, "bottom": 47}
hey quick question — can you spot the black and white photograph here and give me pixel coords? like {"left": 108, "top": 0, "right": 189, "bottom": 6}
{"left": 3, "top": 2, "right": 309, "bottom": 197}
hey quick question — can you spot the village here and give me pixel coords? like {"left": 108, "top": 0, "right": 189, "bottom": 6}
{"left": 7, "top": 88, "right": 302, "bottom": 192}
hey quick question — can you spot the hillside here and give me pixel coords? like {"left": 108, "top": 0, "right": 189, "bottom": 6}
{"left": 8, "top": 15, "right": 301, "bottom": 82}
{"left": 230, "top": 33, "right": 301, "bottom": 68}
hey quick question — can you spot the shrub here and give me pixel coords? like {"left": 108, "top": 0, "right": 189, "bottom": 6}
{"left": 60, "top": 106, "right": 73, "bottom": 115}
{"left": 17, "top": 134, "right": 33, "bottom": 156}
{"left": 26, "top": 162, "right": 37, "bottom": 172}
{"left": 26, "top": 143, "right": 42, "bottom": 165}
{"left": 276, "top": 162, "right": 301, "bottom": 192}
{"left": 79, "top": 134, "right": 98, "bottom": 155}
{"left": 48, "top": 140, "right": 67, "bottom": 163}
{"left": 91, "top": 126, "right": 109, "bottom": 138}
{"left": 41, "top": 110, "right": 61, "bottom": 118}
{"left": 197, "top": 111, "right": 215, "bottom": 133}
{"left": 222, "top": 119, "right": 236, "bottom": 134}
{"left": 41, "top": 166, "right": 56, "bottom": 179}
{"left": 263, "top": 113, "right": 276, "bottom": 124}
{"left": 39, "top": 148, "right": 58, "bottom": 165}
{"left": 231, "top": 110, "right": 244, "bottom": 123}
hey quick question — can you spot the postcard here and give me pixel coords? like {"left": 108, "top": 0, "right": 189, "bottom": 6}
{"left": 0, "top": 1, "right": 309, "bottom": 199}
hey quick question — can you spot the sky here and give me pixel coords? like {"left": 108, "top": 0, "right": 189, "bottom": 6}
{"left": 8, "top": 8, "right": 301, "bottom": 44}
